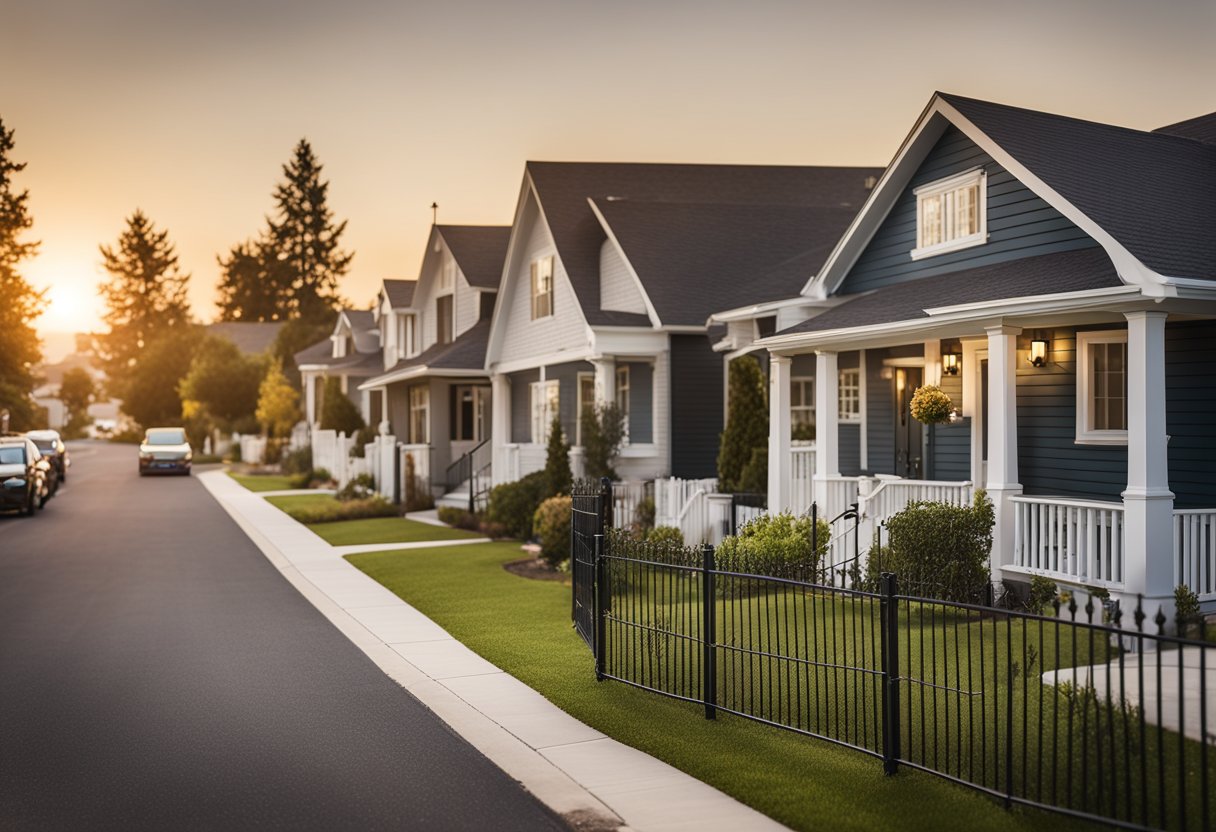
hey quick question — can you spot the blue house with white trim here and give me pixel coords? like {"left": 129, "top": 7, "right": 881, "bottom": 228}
{"left": 758, "top": 92, "right": 1216, "bottom": 614}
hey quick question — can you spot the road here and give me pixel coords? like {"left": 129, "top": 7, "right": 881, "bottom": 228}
{"left": 0, "top": 441, "right": 566, "bottom": 831}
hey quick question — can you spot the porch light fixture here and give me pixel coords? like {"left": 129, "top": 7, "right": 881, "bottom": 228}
{"left": 1029, "top": 338, "right": 1049, "bottom": 368}
{"left": 942, "top": 352, "right": 960, "bottom": 376}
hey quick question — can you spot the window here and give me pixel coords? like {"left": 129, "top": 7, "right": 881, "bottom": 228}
{"left": 576, "top": 373, "right": 595, "bottom": 446}
{"left": 912, "top": 169, "right": 986, "bottom": 260}
{"left": 453, "top": 386, "right": 489, "bottom": 442}
{"left": 1076, "top": 330, "right": 1128, "bottom": 444}
{"left": 440, "top": 258, "right": 455, "bottom": 291}
{"left": 791, "top": 377, "right": 815, "bottom": 438}
{"left": 409, "top": 386, "right": 430, "bottom": 444}
{"left": 838, "top": 369, "right": 861, "bottom": 423}
{"left": 616, "top": 365, "right": 630, "bottom": 440}
{"left": 436, "top": 295, "right": 453, "bottom": 345}
{"left": 531, "top": 256, "right": 554, "bottom": 319}
{"left": 530, "top": 379, "right": 560, "bottom": 444}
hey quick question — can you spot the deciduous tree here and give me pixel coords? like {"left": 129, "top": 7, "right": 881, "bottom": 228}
{"left": 178, "top": 336, "right": 266, "bottom": 433}
{"left": 120, "top": 327, "right": 202, "bottom": 429}
{"left": 58, "top": 367, "right": 95, "bottom": 438}
{"left": 256, "top": 360, "right": 301, "bottom": 439}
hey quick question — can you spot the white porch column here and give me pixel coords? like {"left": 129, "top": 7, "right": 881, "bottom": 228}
{"left": 592, "top": 358, "right": 615, "bottom": 406}
{"left": 1122, "top": 311, "right": 1174, "bottom": 607}
{"left": 813, "top": 351, "right": 840, "bottom": 510}
{"left": 360, "top": 388, "right": 371, "bottom": 426}
{"left": 985, "top": 325, "right": 1022, "bottom": 577}
{"left": 490, "top": 373, "right": 511, "bottom": 485}
{"left": 767, "top": 354, "right": 793, "bottom": 513}
{"left": 305, "top": 374, "right": 318, "bottom": 427}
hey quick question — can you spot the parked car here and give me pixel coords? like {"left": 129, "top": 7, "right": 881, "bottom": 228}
{"left": 138, "top": 427, "right": 192, "bottom": 476}
{"left": 27, "top": 429, "right": 69, "bottom": 486}
{"left": 0, "top": 436, "right": 49, "bottom": 516}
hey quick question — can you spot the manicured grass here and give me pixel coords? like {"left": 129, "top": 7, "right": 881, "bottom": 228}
{"left": 347, "top": 543, "right": 1101, "bottom": 832}
{"left": 266, "top": 494, "right": 481, "bottom": 546}
{"left": 229, "top": 472, "right": 297, "bottom": 492}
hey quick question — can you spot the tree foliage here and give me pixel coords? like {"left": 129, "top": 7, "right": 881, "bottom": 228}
{"left": 318, "top": 375, "right": 363, "bottom": 435}
{"left": 216, "top": 139, "right": 352, "bottom": 323}
{"left": 178, "top": 336, "right": 266, "bottom": 432}
{"left": 717, "top": 355, "right": 768, "bottom": 493}
{"left": 0, "top": 117, "right": 44, "bottom": 422}
{"left": 272, "top": 318, "right": 332, "bottom": 391}
{"left": 542, "top": 413, "right": 572, "bottom": 497}
{"left": 256, "top": 360, "right": 300, "bottom": 439}
{"left": 96, "top": 210, "right": 192, "bottom": 408}
{"left": 120, "top": 327, "right": 203, "bottom": 429}
{"left": 580, "top": 401, "right": 627, "bottom": 480}
{"left": 58, "top": 367, "right": 95, "bottom": 438}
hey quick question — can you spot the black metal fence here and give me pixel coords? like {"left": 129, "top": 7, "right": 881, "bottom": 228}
{"left": 570, "top": 488, "right": 1213, "bottom": 831}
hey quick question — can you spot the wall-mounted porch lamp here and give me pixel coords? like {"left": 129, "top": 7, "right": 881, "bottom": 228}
{"left": 942, "top": 352, "right": 960, "bottom": 376}
{"left": 1029, "top": 338, "right": 1049, "bottom": 368}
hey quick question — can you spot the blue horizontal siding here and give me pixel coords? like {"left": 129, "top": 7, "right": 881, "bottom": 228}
{"left": 1166, "top": 321, "right": 1216, "bottom": 509}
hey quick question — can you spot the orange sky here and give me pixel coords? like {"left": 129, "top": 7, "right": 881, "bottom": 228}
{"left": 8, "top": 0, "right": 1215, "bottom": 349}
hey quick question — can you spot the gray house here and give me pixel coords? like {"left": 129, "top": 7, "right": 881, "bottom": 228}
{"left": 759, "top": 92, "right": 1216, "bottom": 614}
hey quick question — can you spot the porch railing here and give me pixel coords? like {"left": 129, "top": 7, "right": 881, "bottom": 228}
{"left": 790, "top": 444, "right": 816, "bottom": 513}
{"left": 1012, "top": 496, "right": 1125, "bottom": 587}
{"left": 1174, "top": 508, "right": 1216, "bottom": 601}
{"left": 655, "top": 477, "right": 718, "bottom": 529}
{"left": 861, "top": 477, "right": 972, "bottom": 524}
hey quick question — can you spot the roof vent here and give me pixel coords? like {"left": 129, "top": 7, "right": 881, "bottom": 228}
{"left": 863, "top": 176, "right": 878, "bottom": 190}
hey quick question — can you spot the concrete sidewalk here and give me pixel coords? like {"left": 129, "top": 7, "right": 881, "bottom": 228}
{"left": 201, "top": 471, "right": 787, "bottom": 832}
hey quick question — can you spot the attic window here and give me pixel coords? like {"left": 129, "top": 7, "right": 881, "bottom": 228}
{"left": 531, "top": 256, "right": 554, "bottom": 320}
{"left": 911, "top": 168, "right": 987, "bottom": 260}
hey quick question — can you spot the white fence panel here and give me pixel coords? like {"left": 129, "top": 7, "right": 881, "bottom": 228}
{"left": 1174, "top": 509, "right": 1216, "bottom": 601}
{"left": 863, "top": 478, "right": 971, "bottom": 525}
{"left": 654, "top": 477, "right": 718, "bottom": 529}
{"left": 790, "top": 445, "right": 816, "bottom": 514}
{"left": 1012, "top": 496, "right": 1125, "bottom": 587}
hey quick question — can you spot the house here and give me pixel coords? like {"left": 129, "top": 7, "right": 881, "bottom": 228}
{"left": 485, "top": 162, "right": 881, "bottom": 489}
{"left": 295, "top": 309, "right": 383, "bottom": 428}
{"left": 757, "top": 92, "right": 1216, "bottom": 613}
{"left": 358, "top": 226, "right": 509, "bottom": 502}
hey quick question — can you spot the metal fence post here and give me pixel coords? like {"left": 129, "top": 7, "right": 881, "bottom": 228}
{"left": 600, "top": 476, "right": 613, "bottom": 535}
{"left": 880, "top": 571, "right": 900, "bottom": 775}
{"left": 467, "top": 452, "right": 475, "bottom": 515}
{"left": 595, "top": 532, "right": 607, "bottom": 682}
{"left": 702, "top": 543, "right": 717, "bottom": 720}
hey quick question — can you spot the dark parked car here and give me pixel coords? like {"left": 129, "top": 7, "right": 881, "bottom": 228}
{"left": 27, "top": 429, "right": 69, "bottom": 484}
{"left": 0, "top": 436, "right": 49, "bottom": 516}
{"left": 138, "top": 427, "right": 192, "bottom": 475}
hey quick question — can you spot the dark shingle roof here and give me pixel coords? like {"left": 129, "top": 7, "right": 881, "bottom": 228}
{"left": 527, "top": 162, "right": 882, "bottom": 326}
{"left": 941, "top": 93, "right": 1216, "bottom": 280}
{"left": 593, "top": 200, "right": 867, "bottom": 326}
{"left": 379, "top": 319, "right": 491, "bottom": 376}
{"left": 437, "top": 226, "right": 511, "bottom": 290}
{"left": 382, "top": 279, "right": 416, "bottom": 308}
{"left": 1154, "top": 112, "right": 1216, "bottom": 145}
{"left": 782, "top": 248, "right": 1122, "bottom": 336}
{"left": 206, "top": 322, "right": 285, "bottom": 355}
{"left": 292, "top": 340, "right": 382, "bottom": 374}
{"left": 293, "top": 338, "right": 332, "bottom": 366}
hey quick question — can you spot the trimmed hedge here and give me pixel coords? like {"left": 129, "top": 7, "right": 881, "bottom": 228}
{"left": 486, "top": 470, "right": 549, "bottom": 540}
{"left": 715, "top": 511, "right": 830, "bottom": 581}
{"left": 534, "top": 495, "right": 573, "bottom": 566}
{"left": 281, "top": 496, "right": 397, "bottom": 524}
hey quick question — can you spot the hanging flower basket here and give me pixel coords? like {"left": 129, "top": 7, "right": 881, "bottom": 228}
{"left": 909, "top": 384, "right": 954, "bottom": 425}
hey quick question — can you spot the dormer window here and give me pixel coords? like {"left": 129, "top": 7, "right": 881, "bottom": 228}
{"left": 531, "top": 256, "right": 554, "bottom": 320}
{"left": 911, "top": 168, "right": 986, "bottom": 260}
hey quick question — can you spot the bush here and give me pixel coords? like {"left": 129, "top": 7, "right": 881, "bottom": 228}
{"left": 283, "top": 496, "right": 397, "bottom": 524}
{"left": 534, "top": 495, "right": 573, "bottom": 566}
{"left": 738, "top": 447, "right": 768, "bottom": 495}
{"left": 486, "top": 470, "right": 549, "bottom": 540}
{"left": 716, "top": 512, "right": 830, "bottom": 581}
{"left": 866, "top": 491, "right": 994, "bottom": 603}
{"left": 646, "top": 526, "right": 684, "bottom": 548}
{"left": 336, "top": 473, "right": 376, "bottom": 502}
{"left": 282, "top": 446, "right": 313, "bottom": 475}
{"left": 580, "top": 402, "right": 626, "bottom": 480}
{"left": 1026, "top": 575, "right": 1058, "bottom": 615}
{"left": 349, "top": 424, "right": 378, "bottom": 458}
{"left": 478, "top": 520, "right": 509, "bottom": 540}
{"left": 438, "top": 506, "right": 482, "bottom": 532}
{"left": 634, "top": 495, "right": 656, "bottom": 535}
{"left": 319, "top": 376, "right": 364, "bottom": 435}
{"left": 1175, "top": 584, "right": 1201, "bottom": 637}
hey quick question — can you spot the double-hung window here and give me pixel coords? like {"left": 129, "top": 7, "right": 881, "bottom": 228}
{"left": 531, "top": 256, "right": 554, "bottom": 319}
{"left": 791, "top": 377, "right": 815, "bottom": 439}
{"left": 838, "top": 369, "right": 862, "bottom": 423}
{"left": 1076, "top": 330, "right": 1128, "bottom": 444}
{"left": 530, "top": 379, "right": 560, "bottom": 444}
{"left": 912, "top": 169, "right": 987, "bottom": 260}
{"left": 616, "top": 365, "right": 630, "bottom": 440}
{"left": 436, "top": 295, "right": 453, "bottom": 345}
{"left": 409, "top": 386, "right": 430, "bottom": 444}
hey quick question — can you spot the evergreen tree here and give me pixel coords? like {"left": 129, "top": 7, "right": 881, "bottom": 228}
{"left": 0, "top": 117, "right": 45, "bottom": 428}
{"left": 542, "top": 413, "right": 572, "bottom": 497}
{"left": 96, "top": 210, "right": 191, "bottom": 406}
{"left": 580, "top": 402, "right": 626, "bottom": 481}
{"left": 318, "top": 375, "right": 364, "bottom": 435}
{"left": 58, "top": 367, "right": 95, "bottom": 438}
{"left": 215, "top": 237, "right": 282, "bottom": 322}
{"left": 717, "top": 355, "right": 768, "bottom": 493}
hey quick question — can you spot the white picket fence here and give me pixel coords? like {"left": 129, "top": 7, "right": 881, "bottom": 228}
{"left": 1012, "top": 496, "right": 1125, "bottom": 588}
{"left": 790, "top": 445, "right": 816, "bottom": 514}
{"left": 1174, "top": 509, "right": 1216, "bottom": 601}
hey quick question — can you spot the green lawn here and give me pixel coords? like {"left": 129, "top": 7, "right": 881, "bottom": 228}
{"left": 229, "top": 472, "right": 298, "bottom": 492}
{"left": 347, "top": 543, "right": 1111, "bottom": 832}
{"left": 266, "top": 494, "right": 481, "bottom": 546}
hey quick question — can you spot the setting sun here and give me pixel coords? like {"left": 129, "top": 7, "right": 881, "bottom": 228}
{"left": 27, "top": 254, "right": 103, "bottom": 334}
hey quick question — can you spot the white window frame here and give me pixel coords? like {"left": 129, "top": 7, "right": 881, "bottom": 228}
{"left": 530, "top": 255, "right": 554, "bottom": 320}
{"left": 436, "top": 294, "right": 454, "bottom": 345}
{"left": 615, "top": 365, "right": 631, "bottom": 442}
{"left": 838, "top": 369, "right": 862, "bottom": 423}
{"left": 409, "top": 385, "right": 430, "bottom": 445}
{"left": 911, "top": 168, "right": 987, "bottom": 260}
{"left": 576, "top": 372, "right": 595, "bottom": 447}
{"left": 1075, "top": 329, "right": 1129, "bottom": 446}
{"left": 530, "top": 379, "right": 560, "bottom": 444}
{"left": 791, "top": 376, "right": 815, "bottom": 433}
{"left": 439, "top": 258, "right": 455, "bottom": 291}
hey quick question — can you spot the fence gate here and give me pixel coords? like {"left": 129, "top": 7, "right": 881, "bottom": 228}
{"left": 570, "top": 478, "right": 610, "bottom": 651}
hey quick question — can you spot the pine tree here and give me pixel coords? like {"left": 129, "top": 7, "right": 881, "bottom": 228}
{"left": 318, "top": 375, "right": 364, "bottom": 435}
{"left": 58, "top": 367, "right": 95, "bottom": 438}
{"left": 542, "top": 413, "right": 572, "bottom": 497}
{"left": 717, "top": 355, "right": 768, "bottom": 493}
{"left": 0, "top": 116, "right": 45, "bottom": 429}
{"left": 215, "top": 237, "right": 282, "bottom": 322}
{"left": 96, "top": 210, "right": 191, "bottom": 405}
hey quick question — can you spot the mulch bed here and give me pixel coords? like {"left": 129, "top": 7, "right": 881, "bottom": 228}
{"left": 504, "top": 557, "right": 568, "bottom": 583}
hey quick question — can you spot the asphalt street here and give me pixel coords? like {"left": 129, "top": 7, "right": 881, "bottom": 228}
{"left": 0, "top": 441, "right": 566, "bottom": 831}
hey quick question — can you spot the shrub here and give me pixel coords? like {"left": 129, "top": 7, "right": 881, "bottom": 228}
{"left": 1175, "top": 584, "right": 1201, "bottom": 636}
{"left": 867, "top": 491, "right": 994, "bottom": 603}
{"left": 281, "top": 445, "right": 313, "bottom": 475}
{"left": 401, "top": 451, "right": 433, "bottom": 512}
{"left": 534, "top": 495, "right": 573, "bottom": 566}
{"left": 312, "top": 467, "right": 332, "bottom": 484}
{"left": 336, "top": 473, "right": 377, "bottom": 502}
{"left": 738, "top": 447, "right": 768, "bottom": 495}
{"left": 283, "top": 496, "right": 397, "bottom": 524}
{"left": 581, "top": 402, "right": 626, "bottom": 480}
{"left": 716, "top": 511, "right": 830, "bottom": 581}
{"left": 349, "top": 424, "right": 379, "bottom": 458}
{"left": 438, "top": 506, "right": 482, "bottom": 532}
{"left": 646, "top": 525, "right": 685, "bottom": 548}
{"left": 542, "top": 413, "right": 573, "bottom": 497}
{"left": 792, "top": 422, "right": 815, "bottom": 442}
{"left": 319, "top": 376, "right": 364, "bottom": 435}
{"left": 486, "top": 470, "right": 549, "bottom": 540}
{"left": 634, "top": 495, "right": 656, "bottom": 533}
{"left": 717, "top": 355, "right": 767, "bottom": 492}
{"left": 1026, "top": 575, "right": 1058, "bottom": 615}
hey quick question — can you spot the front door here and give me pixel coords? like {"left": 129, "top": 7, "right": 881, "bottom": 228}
{"left": 894, "top": 367, "right": 923, "bottom": 479}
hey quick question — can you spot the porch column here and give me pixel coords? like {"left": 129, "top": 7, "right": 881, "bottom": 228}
{"left": 767, "top": 354, "right": 793, "bottom": 513}
{"left": 592, "top": 358, "right": 615, "bottom": 407}
{"left": 1122, "top": 311, "right": 1174, "bottom": 607}
{"left": 985, "top": 325, "right": 1022, "bottom": 578}
{"left": 305, "top": 374, "right": 317, "bottom": 427}
{"left": 491, "top": 373, "right": 511, "bottom": 485}
{"left": 813, "top": 350, "right": 840, "bottom": 509}
{"left": 360, "top": 388, "right": 371, "bottom": 426}
{"left": 379, "top": 387, "right": 390, "bottom": 434}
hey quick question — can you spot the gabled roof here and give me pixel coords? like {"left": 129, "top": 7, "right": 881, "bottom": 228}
{"left": 205, "top": 322, "right": 285, "bottom": 355}
{"left": 526, "top": 162, "right": 882, "bottom": 327}
{"left": 339, "top": 309, "right": 380, "bottom": 354}
{"left": 1154, "top": 112, "right": 1216, "bottom": 145}
{"left": 292, "top": 339, "right": 382, "bottom": 374}
{"left": 382, "top": 279, "right": 416, "bottom": 308}
{"left": 436, "top": 226, "right": 510, "bottom": 290}
{"left": 360, "top": 319, "right": 491, "bottom": 389}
